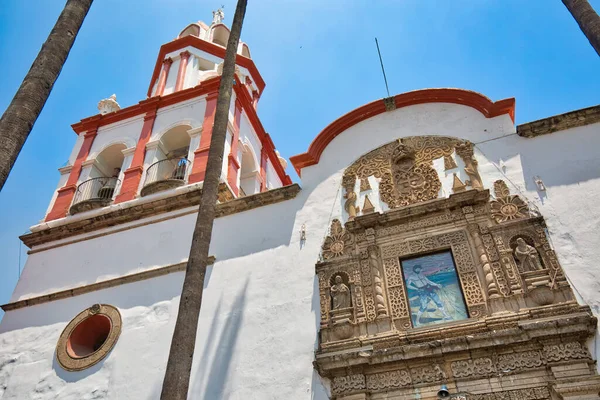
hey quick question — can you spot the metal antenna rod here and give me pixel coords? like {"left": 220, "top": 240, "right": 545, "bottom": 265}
{"left": 375, "top": 37, "right": 390, "bottom": 97}
{"left": 18, "top": 238, "right": 21, "bottom": 278}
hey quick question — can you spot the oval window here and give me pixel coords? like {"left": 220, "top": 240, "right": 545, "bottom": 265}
{"left": 56, "top": 304, "right": 121, "bottom": 371}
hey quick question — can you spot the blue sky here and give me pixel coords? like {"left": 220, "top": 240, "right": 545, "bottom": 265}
{"left": 0, "top": 0, "right": 599, "bottom": 320}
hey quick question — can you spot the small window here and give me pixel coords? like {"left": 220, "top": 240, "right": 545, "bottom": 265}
{"left": 401, "top": 250, "right": 468, "bottom": 328}
{"left": 56, "top": 304, "right": 122, "bottom": 371}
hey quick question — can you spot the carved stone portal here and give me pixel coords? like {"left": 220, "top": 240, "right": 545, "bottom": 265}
{"left": 316, "top": 151, "right": 591, "bottom": 399}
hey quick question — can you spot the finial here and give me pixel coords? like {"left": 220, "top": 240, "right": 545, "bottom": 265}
{"left": 98, "top": 94, "right": 120, "bottom": 115}
{"left": 212, "top": 7, "right": 225, "bottom": 25}
{"left": 275, "top": 150, "right": 288, "bottom": 170}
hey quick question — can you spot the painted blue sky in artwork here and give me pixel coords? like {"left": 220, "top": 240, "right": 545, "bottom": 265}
{"left": 1, "top": 1, "right": 599, "bottom": 320}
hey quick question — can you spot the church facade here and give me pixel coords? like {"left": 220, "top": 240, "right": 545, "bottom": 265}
{"left": 1, "top": 14, "right": 600, "bottom": 400}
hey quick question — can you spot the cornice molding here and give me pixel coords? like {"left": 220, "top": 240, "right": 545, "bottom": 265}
{"left": 290, "top": 89, "right": 515, "bottom": 177}
{"left": 20, "top": 183, "right": 301, "bottom": 249}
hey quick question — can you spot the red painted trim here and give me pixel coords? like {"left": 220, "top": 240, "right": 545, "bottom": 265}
{"left": 46, "top": 129, "right": 98, "bottom": 221}
{"left": 188, "top": 92, "right": 219, "bottom": 184}
{"left": 227, "top": 98, "right": 243, "bottom": 195}
{"left": 174, "top": 51, "right": 191, "bottom": 92}
{"left": 232, "top": 78, "right": 292, "bottom": 186}
{"left": 156, "top": 58, "right": 173, "bottom": 96}
{"left": 71, "top": 77, "right": 221, "bottom": 135}
{"left": 259, "top": 149, "right": 268, "bottom": 192}
{"left": 289, "top": 88, "right": 516, "bottom": 177}
{"left": 114, "top": 101, "right": 159, "bottom": 204}
{"left": 146, "top": 35, "right": 265, "bottom": 98}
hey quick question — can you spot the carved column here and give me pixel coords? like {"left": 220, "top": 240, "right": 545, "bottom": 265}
{"left": 494, "top": 236, "right": 523, "bottom": 293}
{"left": 367, "top": 246, "right": 388, "bottom": 318}
{"left": 343, "top": 175, "right": 359, "bottom": 220}
{"left": 156, "top": 58, "right": 173, "bottom": 96}
{"left": 174, "top": 51, "right": 191, "bottom": 92}
{"left": 467, "top": 224, "right": 499, "bottom": 298}
{"left": 456, "top": 141, "right": 483, "bottom": 190}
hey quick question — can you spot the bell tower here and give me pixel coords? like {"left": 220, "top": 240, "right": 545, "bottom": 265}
{"left": 43, "top": 10, "right": 290, "bottom": 222}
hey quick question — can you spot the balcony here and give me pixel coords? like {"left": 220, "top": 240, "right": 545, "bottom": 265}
{"left": 70, "top": 177, "right": 120, "bottom": 215}
{"left": 141, "top": 157, "right": 190, "bottom": 197}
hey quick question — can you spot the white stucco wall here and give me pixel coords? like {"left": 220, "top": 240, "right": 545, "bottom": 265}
{"left": 87, "top": 116, "right": 144, "bottom": 163}
{"left": 150, "top": 98, "right": 206, "bottom": 143}
{"left": 265, "top": 159, "right": 283, "bottom": 190}
{"left": 3, "top": 101, "right": 600, "bottom": 399}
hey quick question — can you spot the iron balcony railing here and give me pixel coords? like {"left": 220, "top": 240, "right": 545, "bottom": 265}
{"left": 72, "top": 177, "right": 120, "bottom": 207}
{"left": 143, "top": 157, "right": 189, "bottom": 188}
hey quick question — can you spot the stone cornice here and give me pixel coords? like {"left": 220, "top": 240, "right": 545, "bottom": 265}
{"left": 1, "top": 257, "right": 215, "bottom": 312}
{"left": 517, "top": 104, "right": 600, "bottom": 138}
{"left": 20, "top": 183, "right": 301, "bottom": 249}
{"left": 315, "top": 303, "right": 595, "bottom": 375}
{"left": 346, "top": 189, "right": 490, "bottom": 232}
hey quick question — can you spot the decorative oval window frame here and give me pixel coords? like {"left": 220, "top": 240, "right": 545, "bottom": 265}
{"left": 56, "top": 304, "right": 122, "bottom": 371}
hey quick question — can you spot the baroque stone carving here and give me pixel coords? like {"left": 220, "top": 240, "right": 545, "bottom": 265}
{"left": 368, "top": 246, "right": 388, "bottom": 317}
{"left": 455, "top": 141, "right": 483, "bottom": 190}
{"left": 410, "top": 363, "right": 446, "bottom": 384}
{"left": 321, "top": 219, "right": 353, "bottom": 259}
{"left": 362, "top": 195, "right": 375, "bottom": 214}
{"left": 97, "top": 94, "right": 120, "bottom": 115}
{"left": 360, "top": 177, "right": 371, "bottom": 191}
{"left": 343, "top": 137, "right": 477, "bottom": 210}
{"left": 402, "top": 136, "right": 459, "bottom": 166}
{"left": 451, "top": 357, "right": 495, "bottom": 378}
{"left": 444, "top": 154, "right": 458, "bottom": 170}
{"left": 331, "top": 374, "right": 366, "bottom": 395}
{"left": 513, "top": 237, "right": 544, "bottom": 271}
{"left": 497, "top": 351, "right": 543, "bottom": 372}
{"left": 490, "top": 180, "right": 528, "bottom": 223}
{"left": 331, "top": 275, "right": 351, "bottom": 309}
{"left": 315, "top": 161, "right": 591, "bottom": 399}
{"left": 343, "top": 175, "right": 359, "bottom": 220}
{"left": 379, "top": 144, "right": 441, "bottom": 208}
{"left": 544, "top": 342, "right": 591, "bottom": 362}
{"left": 366, "top": 369, "right": 411, "bottom": 390}
{"left": 452, "top": 173, "right": 467, "bottom": 193}
{"left": 469, "top": 387, "right": 550, "bottom": 400}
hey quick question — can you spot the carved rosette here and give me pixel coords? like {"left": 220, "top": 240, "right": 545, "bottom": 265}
{"left": 321, "top": 219, "right": 353, "bottom": 260}
{"left": 490, "top": 180, "right": 529, "bottom": 223}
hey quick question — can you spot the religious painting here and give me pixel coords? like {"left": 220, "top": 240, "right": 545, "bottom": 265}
{"left": 401, "top": 251, "right": 468, "bottom": 328}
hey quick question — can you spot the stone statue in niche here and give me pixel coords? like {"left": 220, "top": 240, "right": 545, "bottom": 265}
{"left": 513, "top": 238, "right": 544, "bottom": 271}
{"left": 331, "top": 275, "right": 351, "bottom": 309}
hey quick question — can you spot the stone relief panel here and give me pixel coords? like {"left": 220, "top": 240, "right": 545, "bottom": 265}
{"left": 321, "top": 219, "right": 353, "bottom": 260}
{"left": 490, "top": 180, "right": 529, "bottom": 223}
{"left": 314, "top": 137, "right": 591, "bottom": 399}
{"left": 342, "top": 136, "right": 486, "bottom": 215}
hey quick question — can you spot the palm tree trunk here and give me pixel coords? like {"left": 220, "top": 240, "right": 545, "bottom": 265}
{"left": 563, "top": 0, "right": 600, "bottom": 56}
{"left": 159, "top": 1, "right": 247, "bottom": 399}
{"left": 0, "top": 0, "right": 93, "bottom": 191}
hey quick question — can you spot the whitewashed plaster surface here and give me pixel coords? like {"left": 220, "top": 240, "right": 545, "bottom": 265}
{"left": 2, "top": 101, "right": 600, "bottom": 399}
